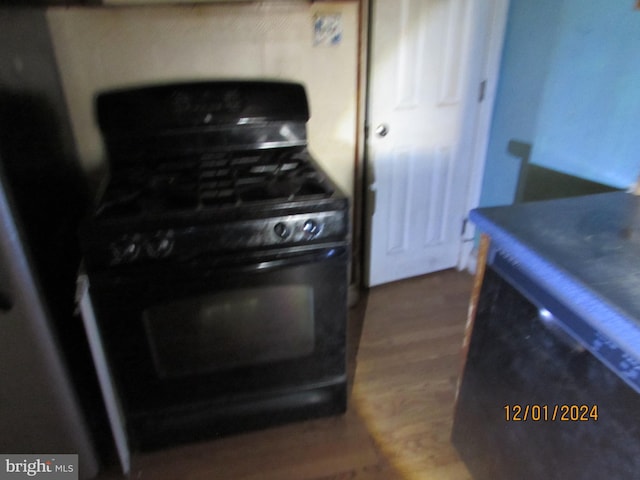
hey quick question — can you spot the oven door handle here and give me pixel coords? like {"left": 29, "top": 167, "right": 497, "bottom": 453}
{"left": 191, "top": 245, "right": 349, "bottom": 274}
{"left": 89, "top": 245, "right": 349, "bottom": 282}
{"left": 251, "top": 247, "right": 347, "bottom": 272}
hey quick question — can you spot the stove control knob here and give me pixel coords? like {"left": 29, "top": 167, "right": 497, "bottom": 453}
{"left": 302, "top": 219, "right": 321, "bottom": 238}
{"left": 274, "top": 222, "right": 290, "bottom": 239}
{"left": 110, "top": 236, "right": 141, "bottom": 264}
{"left": 145, "top": 233, "right": 175, "bottom": 258}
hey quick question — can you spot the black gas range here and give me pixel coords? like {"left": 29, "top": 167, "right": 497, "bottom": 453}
{"left": 78, "top": 81, "right": 350, "bottom": 452}
{"left": 81, "top": 81, "right": 349, "bottom": 271}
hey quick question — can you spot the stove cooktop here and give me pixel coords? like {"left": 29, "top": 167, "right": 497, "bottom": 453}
{"left": 96, "top": 147, "right": 334, "bottom": 220}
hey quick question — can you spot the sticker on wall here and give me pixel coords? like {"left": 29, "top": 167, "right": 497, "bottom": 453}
{"left": 314, "top": 14, "right": 343, "bottom": 47}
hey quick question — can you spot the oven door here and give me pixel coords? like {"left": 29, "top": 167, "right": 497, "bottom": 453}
{"left": 87, "top": 244, "right": 348, "bottom": 417}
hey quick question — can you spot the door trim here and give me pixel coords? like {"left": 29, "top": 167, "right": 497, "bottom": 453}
{"left": 457, "top": 0, "right": 510, "bottom": 272}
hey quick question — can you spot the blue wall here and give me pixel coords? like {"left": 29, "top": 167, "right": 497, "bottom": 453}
{"left": 480, "top": 0, "right": 640, "bottom": 207}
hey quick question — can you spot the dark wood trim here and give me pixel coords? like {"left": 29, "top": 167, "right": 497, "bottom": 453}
{"left": 455, "top": 234, "right": 490, "bottom": 404}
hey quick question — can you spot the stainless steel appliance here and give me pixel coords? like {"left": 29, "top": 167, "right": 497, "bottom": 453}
{"left": 0, "top": 7, "right": 101, "bottom": 479}
{"left": 79, "top": 81, "right": 350, "bottom": 453}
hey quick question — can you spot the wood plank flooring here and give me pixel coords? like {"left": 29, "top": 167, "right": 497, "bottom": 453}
{"left": 96, "top": 269, "right": 473, "bottom": 480}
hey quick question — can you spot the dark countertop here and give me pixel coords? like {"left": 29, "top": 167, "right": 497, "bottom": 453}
{"left": 470, "top": 191, "right": 640, "bottom": 366}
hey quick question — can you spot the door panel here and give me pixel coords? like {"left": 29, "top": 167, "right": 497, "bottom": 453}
{"left": 387, "top": 147, "right": 412, "bottom": 253}
{"left": 424, "top": 147, "right": 452, "bottom": 247}
{"left": 439, "top": 0, "right": 468, "bottom": 105}
{"left": 366, "top": 0, "right": 505, "bottom": 286}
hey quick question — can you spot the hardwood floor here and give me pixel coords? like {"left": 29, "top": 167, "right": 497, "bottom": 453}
{"left": 96, "top": 269, "right": 473, "bottom": 480}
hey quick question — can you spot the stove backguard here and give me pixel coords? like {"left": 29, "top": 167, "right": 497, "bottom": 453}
{"left": 96, "top": 81, "right": 311, "bottom": 163}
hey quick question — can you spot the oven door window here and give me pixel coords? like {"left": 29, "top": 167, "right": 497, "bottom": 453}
{"left": 143, "top": 285, "right": 315, "bottom": 378}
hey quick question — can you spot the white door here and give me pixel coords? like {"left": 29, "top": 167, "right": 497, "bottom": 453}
{"left": 366, "top": 0, "right": 508, "bottom": 286}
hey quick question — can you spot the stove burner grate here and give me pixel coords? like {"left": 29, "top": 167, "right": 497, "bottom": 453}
{"left": 96, "top": 148, "right": 332, "bottom": 218}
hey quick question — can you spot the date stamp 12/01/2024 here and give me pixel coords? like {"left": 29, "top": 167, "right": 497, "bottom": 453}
{"left": 504, "top": 404, "right": 599, "bottom": 422}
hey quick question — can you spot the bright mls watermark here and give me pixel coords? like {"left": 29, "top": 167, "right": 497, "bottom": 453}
{"left": 0, "top": 455, "right": 77, "bottom": 479}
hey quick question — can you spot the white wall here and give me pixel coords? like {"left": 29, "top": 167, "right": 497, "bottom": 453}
{"left": 46, "top": 2, "right": 358, "bottom": 197}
